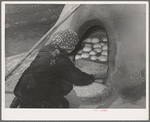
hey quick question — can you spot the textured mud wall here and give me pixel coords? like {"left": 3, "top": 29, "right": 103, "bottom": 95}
{"left": 51, "top": 4, "right": 146, "bottom": 101}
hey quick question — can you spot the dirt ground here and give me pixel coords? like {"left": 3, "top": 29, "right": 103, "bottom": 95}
{"left": 5, "top": 4, "right": 64, "bottom": 57}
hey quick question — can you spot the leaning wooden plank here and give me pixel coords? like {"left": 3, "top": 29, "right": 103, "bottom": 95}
{"left": 5, "top": 49, "right": 38, "bottom": 92}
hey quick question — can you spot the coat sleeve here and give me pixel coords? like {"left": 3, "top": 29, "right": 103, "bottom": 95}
{"left": 56, "top": 54, "right": 95, "bottom": 86}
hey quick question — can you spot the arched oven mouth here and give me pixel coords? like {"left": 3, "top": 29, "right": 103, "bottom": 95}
{"left": 69, "top": 22, "right": 109, "bottom": 84}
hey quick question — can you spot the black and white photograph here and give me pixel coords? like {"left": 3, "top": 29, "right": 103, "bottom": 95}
{"left": 2, "top": 1, "right": 149, "bottom": 121}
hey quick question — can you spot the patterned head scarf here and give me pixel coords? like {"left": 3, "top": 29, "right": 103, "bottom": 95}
{"left": 50, "top": 29, "right": 79, "bottom": 51}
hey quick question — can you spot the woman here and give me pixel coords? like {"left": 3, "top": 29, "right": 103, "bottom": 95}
{"left": 13, "top": 29, "right": 101, "bottom": 108}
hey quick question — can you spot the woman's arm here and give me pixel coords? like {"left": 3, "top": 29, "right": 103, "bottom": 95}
{"left": 56, "top": 54, "right": 95, "bottom": 86}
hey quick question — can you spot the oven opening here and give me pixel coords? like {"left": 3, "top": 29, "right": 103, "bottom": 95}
{"left": 70, "top": 25, "right": 109, "bottom": 84}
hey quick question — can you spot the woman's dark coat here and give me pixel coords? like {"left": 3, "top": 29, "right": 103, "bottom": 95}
{"left": 14, "top": 45, "right": 94, "bottom": 108}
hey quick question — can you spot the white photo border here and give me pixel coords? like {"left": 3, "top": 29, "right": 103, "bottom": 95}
{"left": 1, "top": 1, "right": 149, "bottom": 121}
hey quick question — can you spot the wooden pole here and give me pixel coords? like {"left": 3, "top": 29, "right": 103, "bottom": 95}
{"left": 5, "top": 4, "right": 82, "bottom": 79}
